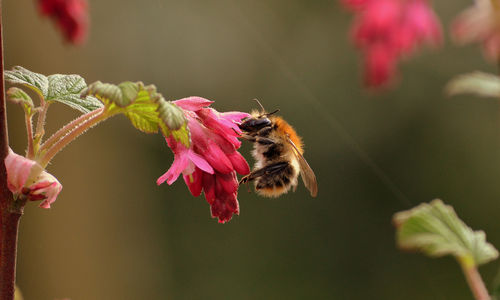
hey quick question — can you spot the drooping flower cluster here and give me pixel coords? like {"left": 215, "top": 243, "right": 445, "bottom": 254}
{"left": 342, "top": 0, "right": 442, "bottom": 87}
{"left": 5, "top": 149, "right": 62, "bottom": 208}
{"left": 38, "top": 0, "right": 89, "bottom": 45}
{"left": 157, "top": 97, "right": 250, "bottom": 223}
{"left": 452, "top": 0, "right": 500, "bottom": 62}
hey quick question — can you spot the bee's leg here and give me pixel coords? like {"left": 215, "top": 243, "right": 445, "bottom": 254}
{"left": 240, "top": 134, "right": 257, "bottom": 142}
{"left": 256, "top": 126, "right": 272, "bottom": 137}
{"left": 240, "top": 134, "right": 275, "bottom": 145}
{"left": 256, "top": 137, "right": 275, "bottom": 145}
{"left": 239, "top": 161, "right": 289, "bottom": 185}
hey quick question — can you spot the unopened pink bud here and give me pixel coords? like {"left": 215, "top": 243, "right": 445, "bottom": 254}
{"left": 5, "top": 149, "right": 62, "bottom": 208}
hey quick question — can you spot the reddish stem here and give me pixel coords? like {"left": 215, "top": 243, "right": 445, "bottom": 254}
{"left": 459, "top": 257, "right": 491, "bottom": 300}
{"left": 0, "top": 208, "right": 21, "bottom": 300}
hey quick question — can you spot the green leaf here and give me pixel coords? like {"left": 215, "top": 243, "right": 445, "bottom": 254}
{"left": 46, "top": 74, "right": 103, "bottom": 113}
{"left": 446, "top": 72, "right": 500, "bottom": 99}
{"left": 82, "top": 81, "right": 189, "bottom": 144}
{"left": 5, "top": 66, "right": 48, "bottom": 98}
{"left": 6, "top": 87, "right": 34, "bottom": 115}
{"left": 394, "top": 199, "right": 498, "bottom": 266}
{"left": 156, "top": 99, "right": 185, "bottom": 131}
{"left": 123, "top": 88, "right": 161, "bottom": 133}
{"left": 5, "top": 66, "right": 103, "bottom": 113}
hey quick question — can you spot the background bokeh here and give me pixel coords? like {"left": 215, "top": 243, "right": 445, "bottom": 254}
{"left": 3, "top": 0, "right": 500, "bottom": 299}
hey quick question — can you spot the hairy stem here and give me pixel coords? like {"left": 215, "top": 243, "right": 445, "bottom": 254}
{"left": 39, "top": 108, "right": 110, "bottom": 167}
{"left": 460, "top": 258, "right": 491, "bottom": 300}
{"left": 34, "top": 102, "right": 49, "bottom": 147}
{"left": 25, "top": 114, "right": 34, "bottom": 159}
{"left": 39, "top": 107, "right": 104, "bottom": 154}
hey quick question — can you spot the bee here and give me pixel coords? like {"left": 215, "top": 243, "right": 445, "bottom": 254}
{"left": 238, "top": 100, "right": 318, "bottom": 197}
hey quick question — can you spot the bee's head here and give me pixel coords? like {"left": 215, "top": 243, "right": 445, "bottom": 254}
{"left": 239, "top": 99, "right": 280, "bottom": 132}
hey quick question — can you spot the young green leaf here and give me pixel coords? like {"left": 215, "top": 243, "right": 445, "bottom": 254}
{"left": 394, "top": 199, "right": 498, "bottom": 266}
{"left": 156, "top": 100, "right": 185, "bottom": 131}
{"left": 5, "top": 66, "right": 102, "bottom": 113}
{"left": 46, "top": 74, "right": 103, "bottom": 113}
{"left": 4, "top": 66, "right": 48, "bottom": 98}
{"left": 82, "top": 81, "right": 189, "bottom": 145}
{"left": 446, "top": 72, "right": 500, "bottom": 99}
{"left": 6, "top": 87, "right": 34, "bottom": 115}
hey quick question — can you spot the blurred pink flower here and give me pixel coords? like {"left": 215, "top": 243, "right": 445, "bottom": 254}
{"left": 452, "top": 0, "right": 500, "bottom": 61}
{"left": 5, "top": 149, "right": 62, "bottom": 208}
{"left": 157, "top": 97, "right": 250, "bottom": 223}
{"left": 344, "top": 0, "right": 442, "bottom": 88}
{"left": 38, "top": 0, "right": 89, "bottom": 45}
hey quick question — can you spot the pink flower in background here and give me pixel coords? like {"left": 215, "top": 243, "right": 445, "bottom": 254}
{"left": 38, "top": 0, "right": 89, "bottom": 45}
{"left": 5, "top": 149, "right": 62, "bottom": 208}
{"left": 452, "top": 0, "right": 500, "bottom": 62}
{"left": 343, "top": 0, "right": 442, "bottom": 88}
{"left": 157, "top": 97, "right": 250, "bottom": 223}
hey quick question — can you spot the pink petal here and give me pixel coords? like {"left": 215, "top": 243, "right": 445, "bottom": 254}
{"left": 404, "top": 0, "right": 442, "bottom": 46}
{"left": 364, "top": 44, "right": 398, "bottom": 87}
{"left": 183, "top": 167, "right": 203, "bottom": 197}
{"left": 173, "top": 97, "right": 213, "bottom": 111}
{"left": 220, "top": 111, "right": 251, "bottom": 123}
{"left": 483, "top": 34, "right": 500, "bottom": 61}
{"left": 202, "top": 172, "right": 216, "bottom": 205}
{"left": 37, "top": 181, "right": 62, "bottom": 209}
{"left": 187, "top": 150, "right": 214, "bottom": 174}
{"left": 157, "top": 154, "right": 189, "bottom": 185}
{"left": 199, "top": 141, "right": 233, "bottom": 174}
{"left": 227, "top": 151, "right": 250, "bottom": 175}
{"left": 215, "top": 172, "right": 238, "bottom": 195}
{"left": 353, "top": 0, "right": 401, "bottom": 47}
{"left": 198, "top": 108, "right": 242, "bottom": 147}
{"left": 29, "top": 171, "right": 62, "bottom": 209}
{"left": 210, "top": 192, "right": 239, "bottom": 223}
{"left": 4, "top": 149, "right": 40, "bottom": 194}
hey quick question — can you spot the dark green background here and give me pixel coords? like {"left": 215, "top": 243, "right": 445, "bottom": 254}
{"left": 3, "top": 0, "right": 499, "bottom": 299}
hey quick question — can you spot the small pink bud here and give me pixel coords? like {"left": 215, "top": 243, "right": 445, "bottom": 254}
{"left": 5, "top": 149, "right": 62, "bottom": 208}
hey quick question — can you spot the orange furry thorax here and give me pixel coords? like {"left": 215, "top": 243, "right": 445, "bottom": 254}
{"left": 270, "top": 116, "right": 303, "bottom": 154}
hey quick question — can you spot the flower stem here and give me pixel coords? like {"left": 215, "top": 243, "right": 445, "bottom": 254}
{"left": 38, "top": 108, "right": 110, "bottom": 167}
{"left": 459, "top": 257, "right": 491, "bottom": 300}
{"left": 39, "top": 107, "right": 104, "bottom": 154}
{"left": 34, "top": 102, "right": 49, "bottom": 146}
{"left": 25, "top": 114, "right": 34, "bottom": 159}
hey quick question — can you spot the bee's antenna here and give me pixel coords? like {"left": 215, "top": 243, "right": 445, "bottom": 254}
{"left": 264, "top": 109, "right": 280, "bottom": 116}
{"left": 253, "top": 98, "right": 266, "bottom": 113}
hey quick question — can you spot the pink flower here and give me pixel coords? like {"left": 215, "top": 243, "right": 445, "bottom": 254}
{"left": 452, "top": 0, "right": 500, "bottom": 62}
{"left": 344, "top": 0, "right": 442, "bottom": 88}
{"left": 5, "top": 149, "right": 62, "bottom": 208}
{"left": 157, "top": 97, "right": 250, "bottom": 223}
{"left": 38, "top": 0, "right": 89, "bottom": 45}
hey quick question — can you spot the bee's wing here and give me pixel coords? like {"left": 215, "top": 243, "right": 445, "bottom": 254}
{"left": 286, "top": 137, "right": 318, "bottom": 197}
